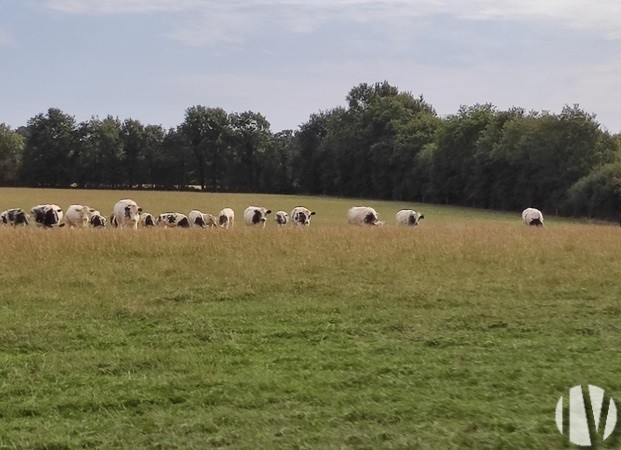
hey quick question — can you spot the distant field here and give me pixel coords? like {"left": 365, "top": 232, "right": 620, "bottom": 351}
{"left": 0, "top": 188, "right": 620, "bottom": 449}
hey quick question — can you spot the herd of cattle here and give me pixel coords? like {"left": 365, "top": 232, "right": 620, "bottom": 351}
{"left": 0, "top": 199, "right": 545, "bottom": 229}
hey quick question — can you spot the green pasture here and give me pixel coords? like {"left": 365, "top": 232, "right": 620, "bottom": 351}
{"left": 0, "top": 188, "right": 619, "bottom": 449}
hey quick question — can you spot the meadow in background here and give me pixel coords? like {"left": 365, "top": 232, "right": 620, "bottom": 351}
{"left": 0, "top": 188, "right": 620, "bottom": 448}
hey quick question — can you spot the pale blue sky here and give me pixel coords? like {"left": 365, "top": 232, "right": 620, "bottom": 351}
{"left": 1, "top": 0, "right": 620, "bottom": 133}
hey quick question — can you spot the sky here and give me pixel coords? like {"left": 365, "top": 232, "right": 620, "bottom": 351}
{"left": 1, "top": 0, "right": 620, "bottom": 133}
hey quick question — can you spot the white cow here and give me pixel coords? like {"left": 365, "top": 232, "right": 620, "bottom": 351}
{"left": 140, "top": 213, "right": 156, "bottom": 227}
{"left": 396, "top": 209, "right": 424, "bottom": 226}
{"left": 112, "top": 199, "right": 142, "bottom": 230}
{"left": 275, "top": 211, "right": 289, "bottom": 227}
{"left": 522, "top": 208, "right": 544, "bottom": 227}
{"left": 218, "top": 208, "right": 235, "bottom": 229}
{"left": 1, "top": 208, "right": 29, "bottom": 226}
{"left": 188, "top": 210, "right": 218, "bottom": 228}
{"left": 31, "top": 204, "right": 65, "bottom": 228}
{"left": 65, "top": 205, "right": 96, "bottom": 228}
{"left": 157, "top": 213, "right": 190, "bottom": 228}
{"left": 348, "top": 206, "right": 383, "bottom": 226}
{"left": 89, "top": 210, "right": 107, "bottom": 228}
{"left": 244, "top": 206, "right": 271, "bottom": 227}
{"left": 290, "top": 206, "right": 316, "bottom": 227}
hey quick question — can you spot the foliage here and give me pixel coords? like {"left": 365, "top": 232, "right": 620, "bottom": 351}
{"left": 4, "top": 83, "right": 620, "bottom": 221}
{"left": 0, "top": 123, "right": 24, "bottom": 185}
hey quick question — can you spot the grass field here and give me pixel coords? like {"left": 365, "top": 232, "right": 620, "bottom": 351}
{"left": 1, "top": 188, "right": 620, "bottom": 449}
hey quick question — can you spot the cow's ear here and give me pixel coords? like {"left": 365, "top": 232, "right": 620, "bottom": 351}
{"left": 138, "top": 207, "right": 143, "bottom": 213}
{"left": 310, "top": 211, "right": 316, "bottom": 215}
{"left": 419, "top": 214, "right": 425, "bottom": 219}
{"left": 266, "top": 209, "right": 272, "bottom": 214}
{"left": 89, "top": 208, "right": 95, "bottom": 212}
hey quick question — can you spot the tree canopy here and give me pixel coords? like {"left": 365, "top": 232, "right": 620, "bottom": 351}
{"left": 3, "top": 82, "right": 620, "bottom": 221}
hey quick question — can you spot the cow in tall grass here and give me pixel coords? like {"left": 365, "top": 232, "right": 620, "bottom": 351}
{"left": 244, "top": 206, "right": 271, "bottom": 227}
{"left": 396, "top": 209, "right": 424, "bottom": 226}
{"left": 140, "top": 213, "right": 156, "bottom": 228}
{"left": 522, "top": 208, "right": 544, "bottom": 227}
{"left": 275, "top": 211, "right": 289, "bottom": 227}
{"left": 112, "top": 199, "right": 142, "bottom": 230}
{"left": 157, "top": 213, "right": 190, "bottom": 228}
{"left": 1, "top": 208, "right": 29, "bottom": 226}
{"left": 89, "top": 210, "right": 107, "bottom": 228}
{"left": 189, "top": 210, "right": 218, "bottom": 228}
{"left": 65, "top": 205, "right": 96, "bottom": 228}
{"left": 291, "top": 206, "right": 316, "bottom": 227}
{"left": 219, "top": 208, "right": 235, "bottom": 229}
{"left": 31, "top": 204, "right": 65, "bottom": 228}
{"left": 348, "top": 206, "right": 383, "bottom": 226}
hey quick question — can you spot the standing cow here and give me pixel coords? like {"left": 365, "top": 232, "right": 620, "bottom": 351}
{"left": 218, "top": 208, "right": 235, "bottom": 229}
{"left": 65, "top": 205, "right": 96, "bottom": 228}
{"left": 275, "top": 211, "right": 289, "bottom": 227}
{"left": 31, "top": 204, "right": 65, "bottom": 228}
{"left": 290, "top": 206, "right": 316, "bottom": 227}
{"left": 522, "top": 208, "right": 544, "bottom": 227}
{"left": 1, "top": 208, "right": 29, "bottom": 226}
{"left": 348, "top": 206, "right": 383, "bottom": 226}
{"left": 244, "top": 206, "right": 271, "bottom": 227}
{"left": 157, "top": 213, "right": 190, "bottom": 228}
{"left": 112, "top": 199, "right": 142, "bottom": 230}
{"left": 396, "top": 209, "right": 424, "bottom": 226}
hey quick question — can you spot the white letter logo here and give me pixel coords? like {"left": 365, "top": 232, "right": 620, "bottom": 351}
{"left": 556, "top": 385, "right": 617, "bottom": 446}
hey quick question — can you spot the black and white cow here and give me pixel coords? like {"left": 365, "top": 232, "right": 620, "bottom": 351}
{"left": 522, "top": 208, "right": 544, "bottom": 227}
{"left": 1, "top": 208, "right": 29, "bottom": 226}
{"left": 244, "top": 206, "right": 271, "bottom": 227}
{"left": 218, "top": 208, "right": 235, "bottom": 229}
{"left": 89, "top": 210, "right": 107, "bottom": 228}
{"left": 290, "top": 206, "right": 316, "bottom": 227}
{"left": 189, "top": 210, "right": 218, "bottom": 228}
{"left": 139, "top": 213, "right": 156, "bottom": 227}
{"left": 347, "top": 206, "right": 383, "bottom": 226}
{"left": 157, "top": 213, "right": 190, "bottom": 228}
{"left": 112, "top": 199, "right": 142, "bottom": 230}
{"left": 31, "top": 204, "right": 65, "bottom": 228}
{"left": 275, "top": 211, "right": 289, "bottom": 227}
{"left": 396, "top": 209, "right": 424, "bottom": 226}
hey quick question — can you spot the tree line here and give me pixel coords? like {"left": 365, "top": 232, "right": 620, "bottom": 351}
{"left": 1, "top": 81, "right": 620, "bottom": 220}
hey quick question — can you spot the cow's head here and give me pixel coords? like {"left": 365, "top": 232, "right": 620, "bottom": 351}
{"left": 293, "top": 208, "right": 316, "bottom": 226}
{"left": 251, "top": 208, "right": 271, "bottom": 224}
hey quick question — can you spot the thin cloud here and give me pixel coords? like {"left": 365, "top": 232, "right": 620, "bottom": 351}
{"left": 0, "top": 28, "right": 16, "bottom": 47}
{"left": 45, "top": 0, "right": 621, "bottom": 40}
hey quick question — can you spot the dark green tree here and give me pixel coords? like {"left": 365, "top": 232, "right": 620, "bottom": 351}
{"left": 0, "top": 124, "right": 24, "bottom": 186}
{"left": 20, "top": 108, "right": 77, "bottom": 187}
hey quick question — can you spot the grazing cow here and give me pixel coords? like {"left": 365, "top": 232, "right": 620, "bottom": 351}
{"left": 65, "top": 205, "right": 96, "bottom": 228}
{"left": 157, "top": 213, "right": 190, "bottom": 228}
{"left": 140, "top": 213, "right": 156, "bottom": 228}
{"left": 244, "top": 206, "right": 271, "bottom": 227}
{"left": 31, "top": 204, "right": 65, "bottom": 228}
{"left": 218, "top": 208, "right": 235, "bottom": 229}
{"left": 89, "top": 210, "right": 107, "bottom": 228}
{"left": 1, "top": 208, "right": 29, "bottom": 226}
{"left": 275, "top": 211, "right": 289, "bottom": 227}
{"left": 522, "top": 208, "right": 544, "bottom": 227}
{"left": 290, "top": 206, "right": 316, "bottom": 227}
{"left": 112, "top": 199, "right": 142, "bottom": 230}
{"left": 348, "top": 206, "right": 383, "bottom": 226}
{"left": 396, "top": 209, "right": 424, "bottom": 226}
{"left": 188, "top": 210, "right": 218, "bottom": 228}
